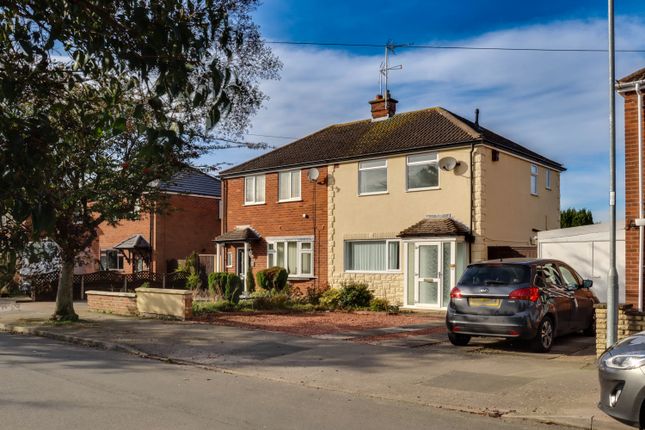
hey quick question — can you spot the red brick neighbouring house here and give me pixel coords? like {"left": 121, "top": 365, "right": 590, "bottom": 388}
{"left": 215, "top": 166, "right": 328, "bottom": 294}
{"left": 619, "top": 67, "right": 645, "bottom": 307}
{"left": 83, "top": 169, "right": 221, "bottom": 274}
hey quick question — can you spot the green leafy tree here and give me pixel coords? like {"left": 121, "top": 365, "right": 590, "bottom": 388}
{"left": 560, "top": 208, "right": 594, "bottom": 228}
{"left": 0, "top": 1, "right": 280, "bottom": 320}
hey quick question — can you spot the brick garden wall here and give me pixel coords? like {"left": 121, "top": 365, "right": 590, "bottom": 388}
{"left": 223, "top": 167, "right": 328, "bottom": 293}
{"left": 86, "top": 291, "right": 138, "bottom": 316}
{"left": 595, "top": 303, "right": 645, "bottom": 356}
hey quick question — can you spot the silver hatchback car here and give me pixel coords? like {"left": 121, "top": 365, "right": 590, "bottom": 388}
{"left": 446, "top": 259, "right": 597, "bottom": 352}
{"left": 599, "top": 332, "right": 645, "bottom": 428}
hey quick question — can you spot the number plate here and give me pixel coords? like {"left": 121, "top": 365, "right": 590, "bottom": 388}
{"left": 468, "top": 298, "right": 501, "bottom": 308}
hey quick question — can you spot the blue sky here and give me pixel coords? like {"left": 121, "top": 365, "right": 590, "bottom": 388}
{"left": 203, "top": 0, "right": 645, "bottom": 223}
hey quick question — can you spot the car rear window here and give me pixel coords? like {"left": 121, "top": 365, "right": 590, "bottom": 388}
{"left": 458, "top": 264, "right": 531, "bottom": 286}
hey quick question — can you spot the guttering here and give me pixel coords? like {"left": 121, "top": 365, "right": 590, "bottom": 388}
{"left": 618, "top": 79, "right": 645, "bottom": 311}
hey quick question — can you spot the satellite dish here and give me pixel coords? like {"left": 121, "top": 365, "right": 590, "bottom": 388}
{"left": 439, "top": 157, "right": 459, "bottom": 171}
{"left": 307, "top": 167, "right": 320, "bottom": 182}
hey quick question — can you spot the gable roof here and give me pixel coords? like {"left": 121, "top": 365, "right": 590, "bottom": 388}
{"left": 220, "top": 107, "right": 564, "bottom": 177}
{"left": 113, "top": 234, "right": 151, "bottom": 250}
{"left": 153, "top": 168, "right": 221, "bottom": 197}
{"left": 618, "top": 67, "right": 645, "bottom": 84}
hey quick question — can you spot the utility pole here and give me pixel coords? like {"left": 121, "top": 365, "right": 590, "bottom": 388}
{"left": 607, "top": 0, "right": 619, "bottom": 347}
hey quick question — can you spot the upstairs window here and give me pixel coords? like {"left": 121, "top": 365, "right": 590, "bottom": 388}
{"left": 279, "top": 170, "right": 301, "bottom": 202}
{"left": 530, "top": 164, "right": 538, "bottom": 195}
{"left": 100, "top": 250, "right": 124, "bottom": 271}
{"left": 244, "top": 174, "right": 265, "bottom": 205}
{"left": 358, "top": 159, "right": 387, "bottom": 195}
{"left": 546, "top": 169, "right": 552, "bottom": 190}
{"left": 407, "top": 152, "right": 439, "bottom": 190}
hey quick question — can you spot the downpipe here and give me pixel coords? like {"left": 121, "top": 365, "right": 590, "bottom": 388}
{"left": 638, "top": 83, "right": 644, "bottom": 312}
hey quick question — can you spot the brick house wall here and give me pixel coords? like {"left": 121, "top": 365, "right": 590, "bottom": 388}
{"left": 623, "top": 91, "right": 642, "bottom": 307}
{"left": 94, "top": 194, "right": 220, "bottom": 273}
{"left": 222, "top": 167, "right": 328, "bottom": 292}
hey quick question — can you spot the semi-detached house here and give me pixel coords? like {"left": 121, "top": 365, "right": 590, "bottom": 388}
{"left": 217, "top": 93, "right": 564, "bottom": 309}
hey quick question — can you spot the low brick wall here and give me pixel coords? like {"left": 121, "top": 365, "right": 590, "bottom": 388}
{"left": 595, "top": 303, "right": 645, "bottom": 356}
{"left": 135, "top": 287, "right": 192, "bottom": 320}
{"left": 86, "top": 290, "right": 138, "bottom": 317}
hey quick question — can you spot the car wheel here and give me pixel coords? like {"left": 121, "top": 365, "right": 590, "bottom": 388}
{"left": 448, "top": 332, "right": 471, "bottom": 346}
{"left": 531, "top": 316, "right": 554, "bottom": 353}
{"left": 583, "top": 314, "right": 596, "bottom": 337}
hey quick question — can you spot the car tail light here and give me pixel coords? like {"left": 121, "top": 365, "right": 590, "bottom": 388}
{"left": 508, "top": 287, "right": 539, "bottom": 302}
{"left": 450, "top": 287, "right": 462, "bottom": 299}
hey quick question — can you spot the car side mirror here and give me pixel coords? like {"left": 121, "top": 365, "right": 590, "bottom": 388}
{"left": 583, "top": 279, "right": 593, "bottom": 289}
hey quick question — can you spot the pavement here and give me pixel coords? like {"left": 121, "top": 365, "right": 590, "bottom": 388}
{"left": 0, "top": 300, "right": 623, "bottom": 430}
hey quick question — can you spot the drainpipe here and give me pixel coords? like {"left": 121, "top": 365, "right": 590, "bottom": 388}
{"left": 637, "top": 83, "right": 644, "bottom": 311}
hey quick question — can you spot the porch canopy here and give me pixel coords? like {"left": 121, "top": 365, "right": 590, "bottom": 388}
{"left": 212, "top": 227, "right": 260, "bottom": 296}
{"left": 113, "top": 234, "right": 152, "bottom": 268}
{"left": 398, "top": 216, "right": 472, "bottom": 240}
{"left": 213, "top": 227, "right": 261, "bottom": 244}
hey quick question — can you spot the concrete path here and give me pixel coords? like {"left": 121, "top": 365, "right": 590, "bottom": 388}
{"left": 0, "top": 301, "right": 621, "bottom": 429}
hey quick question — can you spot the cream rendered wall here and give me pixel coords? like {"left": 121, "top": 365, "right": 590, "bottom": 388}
{"left": 481, "top": 146, "right": 560, "bottom": 250}
{"left": 327, "top": 148, "right": 472, "bottom": 302}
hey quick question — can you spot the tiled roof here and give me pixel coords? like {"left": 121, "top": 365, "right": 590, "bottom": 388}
{"left": 213, "top": 228, "right": 261, "bottom": 243}
{"left": 398, "top": 216, "right": 471, "bottom": 238}
{"left": 153, "top": 168, "right": 221, "bottom": 197}
{"left": 113, "top": 234, "right": 151, "bottom": 250}
{"left": 618, "top": 67, "right": 645, "bottom": 84}
{"left": 220, "top": 107, "right": 564, "bottom": 177}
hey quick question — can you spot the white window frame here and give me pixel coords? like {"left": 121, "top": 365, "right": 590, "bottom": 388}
{"left": 100, "top": 249, "right": 124, "bottom": 271}
{"left": 358, "top": 159, "right": 388, "bottom": 196}
{"left": 406, "top": 152, "right": 439, "bottom": 191}
{"left": 278, "top": 169, "right": 302, "bottom": 202}
{"left": 530, "top": 164, "right": 538, "bottom": 196}
{"left": 344, "top": 239, "right": 401, "bottom": 273}
{"left": 244, "top": 174, "right": 266, "bottom": 205}
{"left": 545, "top": 169, "right": 552, "bottom": 190}
{"left": 266, "top": 238, "right": 314, "bottom": 278}
{"left": 226, "top": 251, "right": 233, "bottom": 268}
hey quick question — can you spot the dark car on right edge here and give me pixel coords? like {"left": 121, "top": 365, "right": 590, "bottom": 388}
{"left": 446, "top": 258, "right": 597, "bottom": 352}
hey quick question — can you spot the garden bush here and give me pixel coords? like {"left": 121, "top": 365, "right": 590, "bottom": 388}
{"left": 256, "top": 266, "right": 288, "bottom": 291}
{"left": 338, "top": 282, "right": 373, "bottom": 309}
{"left": 250, "top": 290, "right": 290, "bottom": 310}
{"left": 193, "top": 300, "right": 237, "bottom": 315}
{"left": 319, "top": 288, "right": 342, "bottom": 310}
{"left": 208, "top": 272, "right": 242, "bottom": 304}
{"left": 369, "top": 297, "right": 389, "bottom": 312}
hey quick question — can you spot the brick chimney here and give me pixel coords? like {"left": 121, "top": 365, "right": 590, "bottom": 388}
{"left": 369, "top": 91, "right": 398, "bottom": 120}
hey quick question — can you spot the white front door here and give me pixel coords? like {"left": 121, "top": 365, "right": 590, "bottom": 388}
{"left": 414, "top": 242, "right": 442, "bottom": 307}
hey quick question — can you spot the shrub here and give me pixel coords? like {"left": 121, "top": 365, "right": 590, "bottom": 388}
{"left": 338, "top": 282, "right": 373, "bottom": 310}
{"left": 208, "top": 272, "right": 242, "bottom": 303}
{"left": 319, "top": 288, "right": 342, "bottom": 310}
{"left": 140, "top": 282, "right": 150, "bottom": 289}
{"left": 369, "top": 297, "right": 389, "bottom": 312}
{"left": 186, "top": 272, "right": 201, "bottom": 290}
{"left": 256, "top": 266, "right": 288, "bottom": 291}
{"left": 250, "top": 290, "right": 290, "bottom": 310}
{"left": 305, "top": 285, "right": 324, "bottom": 305}
{"left": 177, "top": 251, "right": 207, "bottom": 290}
{"left": 246, "top": 266, "right": 256, "bottom": 292}
{"left": 193, "top": 300, "right": 237, "bottom": 315}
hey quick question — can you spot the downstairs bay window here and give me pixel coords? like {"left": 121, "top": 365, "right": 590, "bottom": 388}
{"left": 344, "top": 240, "right": 400, "bottom": 272}
{"left": 267, "top": 238, "right": 313, "bottom": 277}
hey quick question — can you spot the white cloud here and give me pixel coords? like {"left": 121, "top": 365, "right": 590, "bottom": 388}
{"left": 204, "top": 17, "right": 645, "bottom": 223}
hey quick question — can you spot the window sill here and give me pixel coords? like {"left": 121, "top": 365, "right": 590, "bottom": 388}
{"left": 244, "top": 202, "right": 266, "bottom": 206}
{"left": 287, "top": 275, "right": 316, "bottom": 280}
{"left": 531, "top": 193, "right": 539, "bottom": 197}
{"left": 358, "top": 191, "right": 389, "bottom": 197}
{"left": 344, "top": 270, "right": 402, "bottom": 274}
{"left": 278, "top": 198, "right": 303, "bottom": 203}
{"left": 406, "top": 186, "right": 440, "bottom": 193}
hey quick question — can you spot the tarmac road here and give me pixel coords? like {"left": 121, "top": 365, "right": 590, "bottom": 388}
{"left": 0, "top": 333, "right": 578, "bottom": 430}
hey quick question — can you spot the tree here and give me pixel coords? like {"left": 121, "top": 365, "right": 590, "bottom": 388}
{"left": 560, "top": 208, "right": 594, "bottom": 228}
{"left": 0, "top": 1, "right": 280, "bottom": 320}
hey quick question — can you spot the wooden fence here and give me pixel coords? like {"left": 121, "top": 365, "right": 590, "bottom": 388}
{"left": 27, "top": 270, "right": 189, "bottom": 301}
